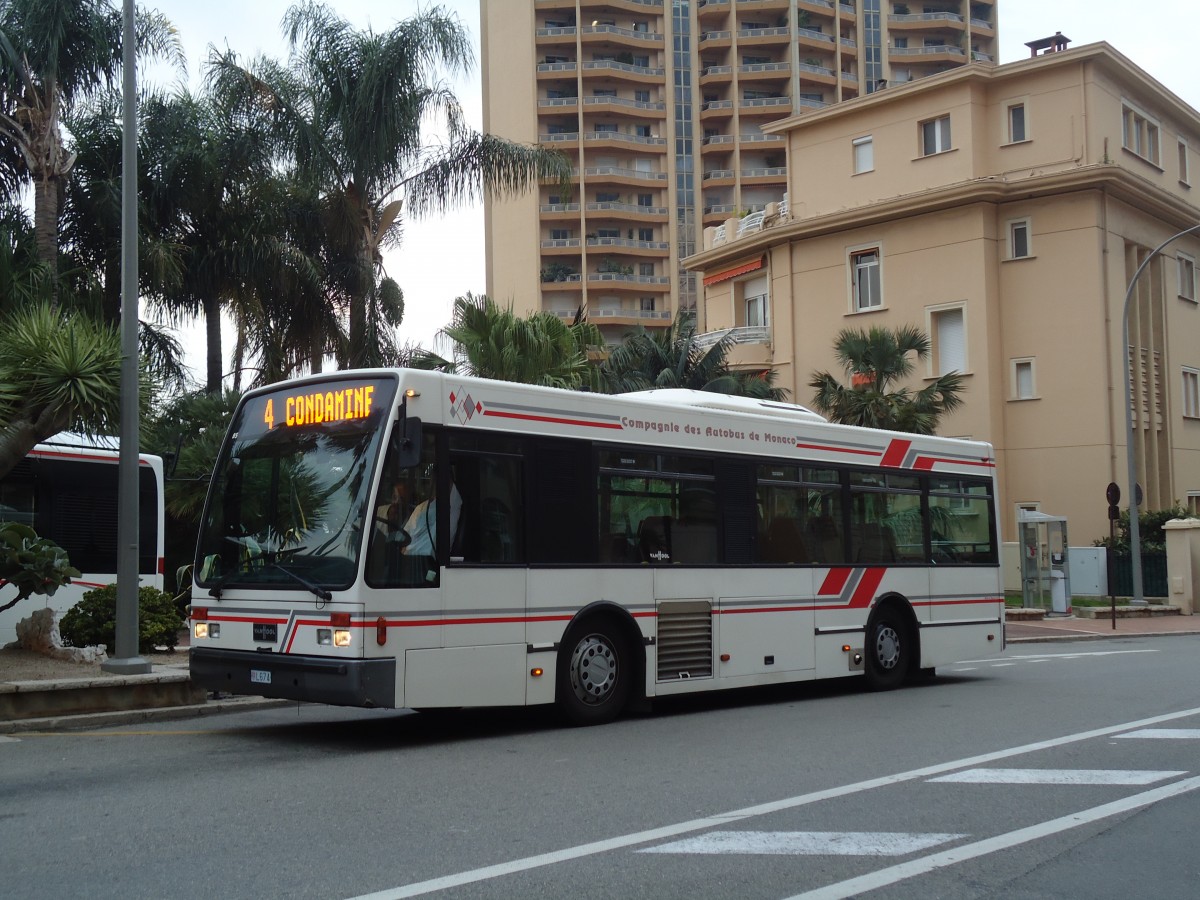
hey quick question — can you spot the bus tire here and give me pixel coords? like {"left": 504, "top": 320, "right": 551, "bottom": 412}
{"left": 863, "top": 608, "right": 910, "bottom": 691}
{"left": 557, "top": 617, "right": 631, "bottom": 726}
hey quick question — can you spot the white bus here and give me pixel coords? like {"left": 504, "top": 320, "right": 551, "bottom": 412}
{"left": 189, "top": 370, "right": 1004, "bottom": 724}
{"left": 0, "top": 435, "right": 166, "bottom": 645}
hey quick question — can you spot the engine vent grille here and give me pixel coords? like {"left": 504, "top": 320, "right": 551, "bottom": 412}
{"left": 656, "top": 600, "right": 713, "bottom": 682}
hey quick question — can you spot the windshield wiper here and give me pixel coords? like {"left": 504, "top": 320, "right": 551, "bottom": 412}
{"left": 208, "top": 540, "right": 310, "bottom": 599}
{"left": 269, "top": 562, "right": 333, "bottom": 602}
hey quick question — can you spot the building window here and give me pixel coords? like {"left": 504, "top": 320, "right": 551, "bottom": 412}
{"left": 639, "top": 262, "right": 655, "bottom": 277}
{"left": 1184, "top": 367, "right": 1200, "bottom": 418}
{"left": 929, "top": 305, "right": 966, "bottom": 375}
{"left": 741, "top": 274, "right": 769, "bottom": 328}
{"left": 638, "top": 227, "right": 654, "bottom": 242}
{"left": 853, "top": 135, "right": 874, "bottom": 174}
{"left": 637, "top": 193, "right": 653, "bottom": 207}
{"left": 1122, "top": 102, "right": 1160, "bottom": 165}
{"left": 920, "top": 115, "right": 952, "bottom": 156}
{"left": 893, "top": 37, "right": 908, "bottom": 49}
{"left": 1011, "top": 358, "right": 1037, "bottom": 400}
{"left": 1188, "top": 492, "right": 1200, "bottom": 516}
{"left": 1179, "top": 253, "right": 1197, "bottom": 302}
{"left": 1009, "top": 219, "right": 1031, "bottom": 259}
{"left": 1007, "top": 103, "right": 1027, "bottom": 143}
{"left": 640, "top": 297, "right": 655, "bottom": 312}
{"left": 635, "top": 89, "right": 650, "bottom": 102}
{"left": 1180, "top": 139, "right": 1191, "bottom": 186}
{"left": 850, "top": 247, "right": 882, "bottom": 312}
{"left": 550, "top": 228, "right": 570, "bottom": 240}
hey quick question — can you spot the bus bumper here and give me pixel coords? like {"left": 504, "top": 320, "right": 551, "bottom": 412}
{"left": 190, "top": 647, "right": 397, "bottom": 709}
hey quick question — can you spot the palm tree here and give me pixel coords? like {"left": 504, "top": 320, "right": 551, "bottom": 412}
{"left": 600, "top": 312, "right": 788, "bottom": 399}
{"left": 0, "top": 0, "right": 182, "bottom": 303}
{"left": 209, "top": 2, "right": 572, "bottom": 368}
{"left": 808, "top": 324, "right": 964, "bottom": 434}
{"left": 417, "top": 293, "right": 604, "bottom": 389}
{"left": 0, "top": 303, "right": 123, "bottom": 478}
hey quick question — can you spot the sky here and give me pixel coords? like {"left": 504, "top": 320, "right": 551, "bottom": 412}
{"left": 142, "top": 0, "right": 1200, "bottom": 385}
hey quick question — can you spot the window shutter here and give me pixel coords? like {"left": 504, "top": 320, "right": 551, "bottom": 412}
{"left": 937, "top": 309, "right": 965, "bottom": 374}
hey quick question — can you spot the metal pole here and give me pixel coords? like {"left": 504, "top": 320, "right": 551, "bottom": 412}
{"left": 1120, "top": 222, "right": 1200, "bottom": 609}
{"left": 102, "top": 0, "right": 149, "bottom": 674}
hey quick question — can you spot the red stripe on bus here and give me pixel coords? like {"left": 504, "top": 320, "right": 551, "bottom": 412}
{"left": 482, "top": 410, "right": 623, "bottom": 430}
{"left": 794, "top": 441, "right": 879, "bottom": 458}
{"left": 913, "top": 455, "right": 996, "bottom": 470}
{"left": 880, "top": 439, "right": 912, "bottom": 468}
{"left": 818, "top": 567, "right": 853, "bottom": 596}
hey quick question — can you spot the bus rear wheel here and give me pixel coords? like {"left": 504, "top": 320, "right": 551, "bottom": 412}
{"left": 557, "top": 618, "right": 631, "bottom": 726}
{"left": 863, "top": 609, "right": 910, "bottom": 691}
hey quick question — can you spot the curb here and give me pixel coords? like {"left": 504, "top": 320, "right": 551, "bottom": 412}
{"left": 0, "top": 695, "right": 294, "bottom": 734}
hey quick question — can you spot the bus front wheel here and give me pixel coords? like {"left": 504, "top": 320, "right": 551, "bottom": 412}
{"left": 863, "top": 609, "right": 910, "bottom": 691}
{"left": 557, "top": 618, "right": 631, "bottom": 726}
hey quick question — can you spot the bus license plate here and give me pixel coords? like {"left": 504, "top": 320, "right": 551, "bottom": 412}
{"left": 250, "top": 669, "right": 271, "bottom": 685}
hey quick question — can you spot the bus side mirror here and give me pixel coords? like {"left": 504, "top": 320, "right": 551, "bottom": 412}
{"left": 394, "top": 417, "right": 422, "bottom": 468}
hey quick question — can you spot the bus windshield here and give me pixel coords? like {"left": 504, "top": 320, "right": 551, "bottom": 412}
{"left": 195, "top": 376, "right": 397, "bottom": 593}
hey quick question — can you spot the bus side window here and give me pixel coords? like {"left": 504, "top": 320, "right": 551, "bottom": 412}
{"left": 450, "top": 449, "right": 524, "bottom": 565}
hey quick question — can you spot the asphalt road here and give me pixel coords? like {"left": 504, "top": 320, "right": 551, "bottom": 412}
{"left": 4, "top": 635, "right": 1200, "bottom": 900}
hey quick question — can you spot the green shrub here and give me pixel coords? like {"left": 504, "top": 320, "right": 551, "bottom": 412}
{"left": 59, "top": 584, "right": 184, "bottom": 654}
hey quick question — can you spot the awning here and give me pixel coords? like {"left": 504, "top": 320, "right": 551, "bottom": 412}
{"left": 703, "top": 256, "right": 764, "bottom": 287}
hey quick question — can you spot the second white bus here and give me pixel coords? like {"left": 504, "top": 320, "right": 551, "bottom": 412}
{"left": 189, "top": 369, "right": 1004, "bottom": 724}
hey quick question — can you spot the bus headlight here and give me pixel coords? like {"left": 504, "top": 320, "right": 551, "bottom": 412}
{"left": 334, "top": 629, "right": 352, "bottom": 648}
{"left": 194, "top": 622, "right": 218, "bottom": 639}
{"left": 317, "top": 628, "right": 332, "bottom": 645}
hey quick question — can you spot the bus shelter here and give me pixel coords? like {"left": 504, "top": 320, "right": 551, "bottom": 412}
{"left": 1017, "top": 510, "right": 1071, "bottom": 615}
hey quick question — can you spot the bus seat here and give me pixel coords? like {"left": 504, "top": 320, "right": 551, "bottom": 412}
{"left": 638, "top": 515, "right": 671, "bottom": 562}
{"left": 763, "top": 517, "right": 808, "bottom": 563}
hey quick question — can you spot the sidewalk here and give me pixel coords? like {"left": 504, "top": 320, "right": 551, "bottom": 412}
{"left": 1005, "top": 607, "right": 1200, "bottom": 643}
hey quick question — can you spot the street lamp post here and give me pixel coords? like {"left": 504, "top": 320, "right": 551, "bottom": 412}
{"left": 1121, "top": 222, "right": 1200, "bottom": 607}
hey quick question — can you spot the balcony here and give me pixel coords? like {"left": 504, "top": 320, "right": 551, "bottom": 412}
{"left": 698, "top": 30, "right": 732, "bottom": 48}
{"left": 537, "top": 61, "right": 577, "bottom": 77}
{"left": 738, "top": 96, "right": 791, "bottom": 116}
{"left": 890, "top": 44, "right": 966, "bottom": 61}
{"left": 585, "top": 200, "right": 668, "bottom": 218}
{"left": 838, "top": 2, "right": 857, "bottom": 20}
{"left": 889, "top": 12, "right": 966, "bottom": 34}
{"left": 700, "top": 65, "right": 733, "bottom": 85}
{"left": 582, "top": 165, "right": 668, "bottom": 183}
{"left": 696, "top": 0, "right": 731, "bottom": 12}
{"left": 583, "top": 131, "right": 668, "bottom": 151}
{"left": 737, "top": 61, "right": 791, "bottom": 80}
{"left": 700, "top": 99, "right": 735, "bottom": 120}
{"left": 740, "top": 167, "right": 787, "bottom": 184}
{"left": 540, "top": 238, "right": 583, "bottom": 252}
{"left": 797, "top": 0, "right": 834, "bottom": 10}
{"left": 582, "top": 96, "right": 667, "bottom": 117}
{"left": 692, "top": 325, "right": 771, "bottom": 350}
{"left": 540, "top": 131, "right": 580, "bottom": 145}
{"left": 586, "top": 236, "right": 670, "bottom": 255}
{"left": 737, "top": 133, "right": 785, "bottom": 145}
{"left": 587, "top": 272, "right": 672, "bottom": 291}
{"left": 538, "top": 97, "right": 579, "bottom": 113}
{"left": 559, "top": 307, "right": 672, "bottom": 326}
{"left": 737, "top": 27, "right": 790, "bottom": 47}
{"left": 580, "top": 24, "right": 664, "bottom": 46}
{"left": 535, "top": 26, "right": 577, "bottom": 43}
{"left": 581, "top": 60, "right": 665, "bottom": 81}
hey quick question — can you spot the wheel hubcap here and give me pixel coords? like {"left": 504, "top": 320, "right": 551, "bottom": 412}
{"left": 874, "top": 625, "right": 901, "bottom": 671}
{"left": 569, "top": 634, "right": 618, "bottom": 705}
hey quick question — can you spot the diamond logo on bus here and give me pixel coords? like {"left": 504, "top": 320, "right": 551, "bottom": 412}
{"left": 449, "top": 389, "right": 482, "bottom": 424}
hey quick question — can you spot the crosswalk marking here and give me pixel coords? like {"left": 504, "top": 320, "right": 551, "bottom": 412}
{"left": 1115, "top": 728, "right": 1200, "bottom": 740}
{"left": 929, "top": 768, "right": 1185, "bottom": 786}
{"left": 638, "top": 831, "right": 965, "bottom": 857}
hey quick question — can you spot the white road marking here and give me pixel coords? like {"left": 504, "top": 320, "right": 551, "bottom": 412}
{"left": 343, "top": 705, "right": 1200, "bottom": 900}
{"left": 1115, "top": 728, "right": 1200, "bottom": 739}
{"left": 784, "top": 774, "right": 1200, "bottom": 900}
{"left": 639, "top": 831, "right": 965, "bottom": 857}
{"left": 0, "top": 735, "right": 18, "bottom": 743}
{"left": 960, "top": 649, "right": 1158, "bottom": 664}
{"left": 929, "top": 768, "right": 1185, "bottom": 786}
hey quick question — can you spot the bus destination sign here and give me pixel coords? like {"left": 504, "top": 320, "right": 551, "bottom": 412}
{"left": 250, "top": 380, "right": 392, "bottom": 432}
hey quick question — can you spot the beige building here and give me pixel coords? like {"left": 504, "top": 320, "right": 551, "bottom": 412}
{"left": 687, "top": 41, "right": 1200, "bottom": 542}
{"left": 481, "top": 0, "right": 998, "bottom": 342}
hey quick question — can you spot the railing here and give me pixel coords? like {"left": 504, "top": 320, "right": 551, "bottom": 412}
{"left": 740, "top": 97, "right": 790, "bottom": 108}
{"left": 889, "top": 12, "right": 964, "bottom": 25}
{"left": 583, "top": 166, "right": 667, "bottom": 181}
{"left": 703, "top": 169, "right": 735, "bottom": 180}
{"left": 538, "top": 98, "right": 579, "bottom": 107}
{"left": 536, "top": 27, "right": 577, "bottom": 38}
{"left": 741, "top": 167, "right": 786, "bottom": 179}
{"left": 971, "top": 51, "right": 994, "bottom": 62}
{"left": 586, "top": 237, "right": 671, "bottom": 250}
{"left": 584, "top": 131, "right": 667, "bottom": 146}
{"left": 693, "top": 325, "right": 772, "bottom": 349}
{"left": 582, "top": 60, "right": 665, "bottom": 77}
{"left": 576, "top": 308, "right": 672, "bottom": 320}
{"left": 797, "top": 28, "right": 834, "bottom": 43}
{"left": 540, "top": 203, "right": 581, "bottom": 213}
{"left": 738, "top": 133, "right": 785, "bottom": 143}
{"left": 737, "top": 210, "right": 766, "bottom": 236}
{"left": 798, "top": 0, "right": 835, "bottom": 9}
{"left": 970, "top": 17, "right": 994, "bottom": 29}
{"left": 702, "top": 99, "right": 735, "bottom": 111}
{"left": 712, "top": 224, "right": 726, "bottom": 243}
{"left": 702, "top": 134, "right": 735, "bottom": 146}
{"left": 890, "top": 44, "right": 966, "bottom": 56}
{"left": 839, "top": 2, "right": 857, "bottom": 13}
{"left": 581, "top": 24, "right": 663, "bottom": 42}
{"left": 540, "top": 132, "right": 580, "bottom": 142}
{"left": 699, "top": 30, "right": 732, "bottom": 42}
{"left": 840, "top": 70, "right": 857, "bottom": 82}
{"left": 537, "top": 62, "right": 577, "bottom": 73}
{"left": 739, "top": 62, "right": 791, "bottom": 74}
{"left": 583, "top": 96, "right": 666, "bottom": 112}
{"left": 702, "top": 65, "right": 733, "bottom": 76}
{"left": 840, "top": 37, "right": 858, "bottom": 49}
{"left": 797, "top": 97, "right": 828, "bottom": 109}
{"left": 705, "top": 204, "right": 737, "bottom": 215}
{"left": 587, "top": 273, "right": 672, "bottom": 285}
{"left": 540, "top": 238, "right": 582, "bottom": 248}
{"left": 796, "top": 61, "right": 835, "bottom": 77}
{"left": 586, "top": 201, "right": 668, "bottom": 215}
{"left": 738, "top": 27, "right": 791, "bottom": 39}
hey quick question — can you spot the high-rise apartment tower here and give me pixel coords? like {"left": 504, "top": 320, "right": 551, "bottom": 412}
{"left": 482, "top": 0, "right": 997, "bottom": 342}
